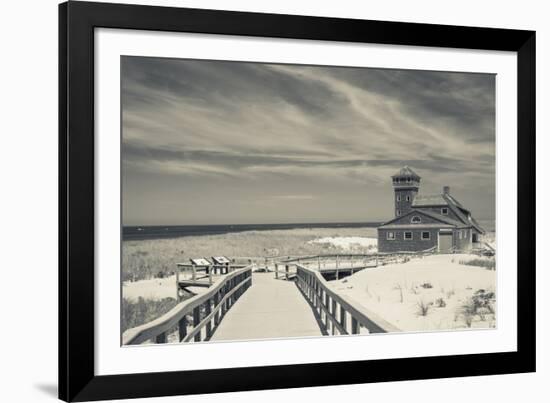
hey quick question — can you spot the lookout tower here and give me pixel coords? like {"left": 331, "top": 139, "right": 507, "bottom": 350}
{"left": 391, "top": 166, "right": 421, "bottom": 217}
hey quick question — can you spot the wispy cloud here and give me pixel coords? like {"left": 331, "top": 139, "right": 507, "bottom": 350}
{"left": 121, "top": 57, "right": 495, "bottom": 225}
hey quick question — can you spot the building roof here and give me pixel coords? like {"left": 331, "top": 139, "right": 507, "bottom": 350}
{"left": 441, "top": 193, "right": 485, "bottom": 234}
{"left": 380, "top": 209, "right": 466, "bottom": 229}
{"left": 412, "top": 194, "right": 447, "bottom": 207}
{"left": 391, "top": 165, "right": 421, "bottom": 179}
{"left": 407, "top": 193, "right": 485, "bottom": 234}
{"left": 415, "top": 208, "right": 466, "bottom": 227}
{"left": 378, "top": 223, "right": 455, "bottom": 230}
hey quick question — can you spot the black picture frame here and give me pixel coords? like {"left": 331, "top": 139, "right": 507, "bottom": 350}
{"left": 59, "top": 1, "right": 536, "bottom": 401}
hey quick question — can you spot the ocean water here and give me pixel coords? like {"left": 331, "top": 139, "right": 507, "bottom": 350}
{"left": 123, "top": 222, "right": 382, "bottom": 241}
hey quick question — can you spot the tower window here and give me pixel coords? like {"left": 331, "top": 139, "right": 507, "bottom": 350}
{"left": 386, "top": 232, "right": 396, "bottom": 240}
{"left": 396, "top": 195, "right": 401, "bottom": 202}
{"left": 404, "top": 231, "right": 413, "bottom": 240}
{"left": 396, "top": 209, "right": 401, "bottom": 216}
{"left": 407, "top": 177, "right": 411, "bottom": 183}
{"left": 421, "top": 231, "right": 430, "bottom": 240}
{"left": 406, "top": 195, "right": 411, "bottom": 202}
{"left": 411, "top": 216, "right": 421, "bottom": 224}
{"left": 441, "top": 207, "right": 448, "bottom": 215}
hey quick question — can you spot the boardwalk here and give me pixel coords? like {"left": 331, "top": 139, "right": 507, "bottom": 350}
{"left": 210, "top": 272, "right": 323, "bottom": 341}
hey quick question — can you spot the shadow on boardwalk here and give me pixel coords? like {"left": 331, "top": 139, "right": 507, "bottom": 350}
{"left": 210, "top": 272, "right": 323, "bottom": 341}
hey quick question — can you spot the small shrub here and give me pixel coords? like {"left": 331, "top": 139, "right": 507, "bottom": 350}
{"left": 420, "top": 282, "right": 433, "bottom": 289}
{"left": 394, "top": 283, "right": 404, "bottom": 303}
{"left": 457, "top": 289, "right": 496, "bottom": 327}
{"left": 416, "top": 300, "right": 430, "bottom": 316}
{"left": 435, "top": 297, "right": 446, "bottom": 308}
{"left": 472, "top": 289, "right": 495, "bottom": 313}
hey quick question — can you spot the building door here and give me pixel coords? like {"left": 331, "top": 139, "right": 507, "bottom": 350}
{"left": 438, "top": 232, "right": 453, "bottom": 253}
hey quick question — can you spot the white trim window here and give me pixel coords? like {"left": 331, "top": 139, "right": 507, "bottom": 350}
{"left": 404, "top": 231, "right": 413, "bottom": 240}
{"left": 459, "top": 231, "right": 463, "bottom": 240}
{"left": 396, "top": 209, "right": 401, "bottom": 216}
{"left": 411, "top": 216, "right": 421, "bottom": 224}
{"left": 396, "top": 195, "right": 401, "bottom": 202}
{"left": 441, "top": 207, "right": 448, "bottom": 215}
{"left": 406, "top": 195, "right": 411, "bottom": 202}
{"left": 386, "top": 231, "right": 396, "bottom": 240}
{"left": 421, "top": 231, "right": 430, "bottom": 240}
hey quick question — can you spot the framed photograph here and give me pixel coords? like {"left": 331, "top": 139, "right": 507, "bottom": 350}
{"left": 59, "top": 1, "right": 535, "bottom": 401}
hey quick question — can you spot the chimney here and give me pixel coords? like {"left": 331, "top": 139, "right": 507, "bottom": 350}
{"left": 443, "top": 186, "right": 450, "bottom": 195}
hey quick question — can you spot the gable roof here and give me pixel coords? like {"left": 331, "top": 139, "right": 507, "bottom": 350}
{"left": 391, "top": 166, "right": 421, "bottom": 179}
{"left": 412, "top": 194, "right": 447, "bottom": 207}
{"left": 415, "top": 208, "right": 466, "bottom": 227}
{"left": 441, "top": 193, "right": 485, "bottom": 234}
{"left": 409, "top": 192, "right": 485, "bottom": 235}
{"left": 379, "top": 208, "right": 464, "bottom": 229}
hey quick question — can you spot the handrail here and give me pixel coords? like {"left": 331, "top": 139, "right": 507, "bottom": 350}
{"left": 123, "top": 266, "right": 252, "bottom": 345}
{"left": 294, "top": 263, "right": 399, "bottom": 335}
{"left": 277, "top": 248, "right": 436, "bottom": 264}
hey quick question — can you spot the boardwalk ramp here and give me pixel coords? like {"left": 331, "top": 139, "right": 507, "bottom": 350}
{"left": 210, "top": 272, "right": 323, "bottom": 341}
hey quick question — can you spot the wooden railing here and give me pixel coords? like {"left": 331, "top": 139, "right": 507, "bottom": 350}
{"left": 294, "top": 263, "right": 400, "bottom": 335}
{"left": 123, "top": 266, "right": 252, "bottom": 345}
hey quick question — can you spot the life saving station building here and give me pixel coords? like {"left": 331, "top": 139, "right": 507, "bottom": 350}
{"left": 377, "top": 166, "right": 485, "bottom": 253}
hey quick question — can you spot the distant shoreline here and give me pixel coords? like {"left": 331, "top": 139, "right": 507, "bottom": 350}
{"left": 122, "top": 222, "right": 383, "bottom": 241}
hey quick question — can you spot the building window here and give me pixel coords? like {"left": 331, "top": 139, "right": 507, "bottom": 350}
{"left": 406, "top": 195, "right": 411, "bottom": 201}
{"left": 396, "top": 195, "right": 401, "bottom": 202}
{"left": 404, "top": 231, "right": 413, "bottom": 240}
{"left": 411, "top": 216, "right": 421, "bottom": 224}
{"left": 421, "top": 231, "right": 430, "bottom": 240}
{"left": 459, "top": 231, "right": 462, "bottom": 240}
{"left": 386, "top": 232, "right": 395, "bottom": 240}
{"left": 396, "top": 209, "right": 401, "bottom": 216}
{"left": 406, "top": 177, "right": 411, "bottom": 183}
{"left": 441, "top": 207, "right": 448, "bottom": 215}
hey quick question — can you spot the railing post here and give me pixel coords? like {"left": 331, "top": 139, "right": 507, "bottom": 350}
{"left": 176, "top": 265, "right": 180, "bottom": 301}
{"left": 208, "top": 265, "right": 213, "bottom": 285}
{"left": 214, "top": 292, "right": 220, "bottom": 325}
{"left": 193, "top": 306, "right": 201, "bottom": 342}
{"left": 285, "top": 264, "right": 289, "bottom": 280}
{"left": 155, "top": 332, "right": 167, "bottom": 344}
{"left": 331, "top": 298, "right": 337, "bottom": 335}
{"left": 351, "top": 317, "right": 359, "bottom": 334}
{"left": 313, "top": 281, "right": 317, "bottom": 308}
{"left": 178, "top": 316, "right": 188, "bottom": 342}
{"left": 205, "top": 300, "right": 212, "bottom": 338}
{"left": 340, "top": 306, "right": 347, "bottom": 333}
{"left": 275, "top": 263, "right": 279, "bottom": 279}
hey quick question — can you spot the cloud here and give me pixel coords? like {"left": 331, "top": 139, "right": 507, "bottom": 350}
{"left": 121, "top": 56, "right": 495, "bottom": 224}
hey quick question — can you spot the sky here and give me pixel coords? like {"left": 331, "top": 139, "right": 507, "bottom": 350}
{"left": 121, "top": 56, "right": 495, "bottom": 226}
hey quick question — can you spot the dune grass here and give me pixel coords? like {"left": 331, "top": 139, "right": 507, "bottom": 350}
{"left": 459, "top": 258, "right": 496, "bottom": 270}
{"left": 121, "top": 296, "right": 178, "bottom": 333}
{"left": 122, "top": 227, "right": 377, "bottom": 282}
